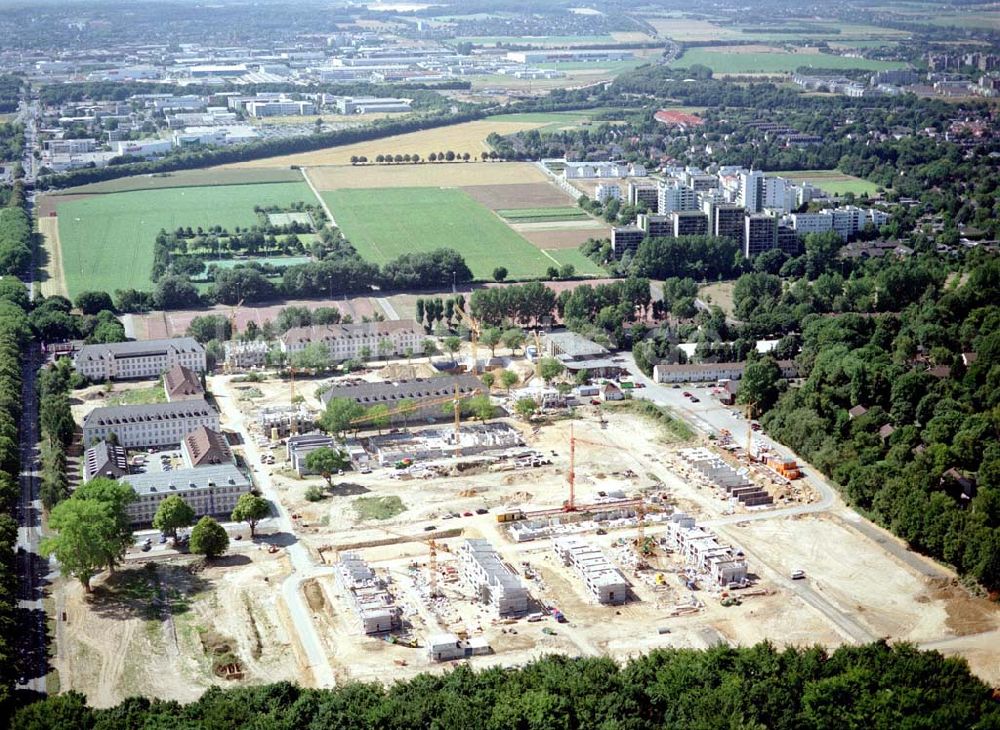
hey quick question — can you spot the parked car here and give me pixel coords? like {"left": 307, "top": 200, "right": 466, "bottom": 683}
{"left": 682, "top": 392, "right": 691, "bottom": 397}
{"left": 475, "top": 508, "right": 488, "bottom": 515}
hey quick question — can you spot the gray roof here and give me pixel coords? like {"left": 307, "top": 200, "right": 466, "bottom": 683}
{"left": 320, "top": 374, "right": 483, "bottom": 406}
{"left": 84, "top": 441, "right": 129, "bottom": 481}
{"left": 545, "top": 331, "right": 609, "bottom": 360}
{"left": 83, "top": 398, "right": 217, "bottom": 428}
{"left": 122, "top": 463, "right": 250, "bottom": 497}
{"left": 282, "top": 319, "right": 421, "bottom": 346}
{"left": 76, "top": 337, "right": 204, "bottom": 361}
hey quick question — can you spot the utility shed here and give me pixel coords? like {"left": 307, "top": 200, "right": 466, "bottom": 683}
{"left": 457, "top": 539, "right": 529, "bottom": 616}
{"left": 553, "top": 537, "right": 628, "bottom": 605}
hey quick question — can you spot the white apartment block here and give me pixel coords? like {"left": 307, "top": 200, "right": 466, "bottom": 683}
{"left": 664, "top": 514, "right": 748, "bottom": 587}
{"left": 123, "top": 463, "right": 252, "bottom": 526}
{"left": 280, "top": 320, "right": 423, "bottom": 362}
{"left": 82, "top": 399, "right": 220, "bottom": 449}
{"left": 457, "top": 539, "right": 529, "bottom": 616}
{"left": 337, "top": 553, "right": 402, "bottom": 634}
{"left": 553, "top": 536, "right": 628, "bottom": 605}
{"left": 75, "top": 337, "right": 206, "bottom": 382}
{"left": 787, "top": 206, "right": 887, "bottom": 241}
{"left": 657, "top": 180, "right": 699, "bottom": 214}
{"left": 595, "top": 183, "right": 621, "bottom": 204}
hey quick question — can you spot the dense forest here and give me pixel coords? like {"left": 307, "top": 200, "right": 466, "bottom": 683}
{"left": 11, "top": 642, "right": 1000, "bottom": 729}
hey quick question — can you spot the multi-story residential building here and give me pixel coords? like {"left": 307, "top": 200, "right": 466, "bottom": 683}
{"left": 705, "top": 202, "right": 746, "bottom": 241}
{"left": 553, "top": 536, "right": 628, "bottom": 605}
{"left": 457, "top": 539, "right": 529, "bottom": 616}
{"left": 657, "top": 180, "right": 698, "bottom": 214}
{"left": 611, "top": 226, "right": 645, "bottom": 258}
{"left": 223, "top": 340, "right": 270, "bottom": 370}
{"left": 777, "top": 224, "right": 801, "bottom": 256}
{"left": 738, "top": 170, "right": 765, "bottom": 213}
{"left": 673, "top": 210, "right": 708, "bottom": 237}
{"left": 74, "top": 337, "right": 206, "bottom": 382}
{"left": 595, "top": 183, "right": 621, "bottom": 203}
{"left": 744, "top": 212, "right": 778, "bottom": 257}
{"left": 627, "top": 182, "right": 658, "bottom": 210}
{"left": 636, "top": 213, "right": 673, "bottom": 239}
{"left": 279, "top": 320, "right": 423, "bottom": 362}
{"left": 123, "top": 463, "right": 252, "bottom": 526}
{"left": 82, "top": 399, "right": 220, "bottom": 448}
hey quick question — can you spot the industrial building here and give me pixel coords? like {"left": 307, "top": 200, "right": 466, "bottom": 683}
{"left": 336, "top": 553, "right": 402, "bottom": 634}
{"left": 74, "top": 337, "right": 206, "bottom": 382}
{"left": 543, "top": 331, "right": 624, "bottom": 379}
{"left": 553, "top": 536, "right": 628, "bottom": 605}
{"left": 457, "top": 539, "right": 529, "bottom": 616}
{"left": 122, "top": 463, "right": 252, "bottom": 526}
{"left": 82, "top": 399, "right": 220, "bottom": 449}
{"left": 335, "top": 95, "right": 412, "bottom": 114}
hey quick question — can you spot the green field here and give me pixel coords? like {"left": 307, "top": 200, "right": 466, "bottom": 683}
{"left": 322, "top": 187, "right": 561, "bottom": 280}
{"left": 57, "top": 181, "right": 313, "bottom": 297}
{"left": 543, "top": 248, "right": 605, "bottom": 276}
{"left": 497, "top": 207, "right": 589, "bottom": 222}
{"left": 674, "top": 48, "right": 906, "bottom": 74}
{"left": 771, "top": 169, "right": 880, "bottom": 196}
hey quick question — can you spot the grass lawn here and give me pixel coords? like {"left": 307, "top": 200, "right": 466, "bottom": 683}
{"left": 497, "top": 207, "right": 589, "bottom": 222}
{"left": 56, "top": 182, "right": 313, "bottom": 297}
{"left": 674, "top": 48, "right": 906, "bottom": 74}
{"left": 543, "top": 248, "right": 605, "bottom": 276}
{"left": 770, "top": 169, "right": 880, "bottom": 196}
{"left": 322, "top": 187, "right": 556, "bottom": 279}
{"left": 108, "top": 384, "right": 167, "bottom": 406}
{"left": 353, "top": 495, "right": 406, "bottom": 521}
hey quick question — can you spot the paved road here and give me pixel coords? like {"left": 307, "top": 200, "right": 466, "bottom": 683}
{"left": 212, "top": 377, "right": 337, "bottom": 687}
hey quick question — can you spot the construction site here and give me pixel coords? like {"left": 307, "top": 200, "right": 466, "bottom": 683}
{"left": 50, "top": 345, "right": 1000, "bottom": 703}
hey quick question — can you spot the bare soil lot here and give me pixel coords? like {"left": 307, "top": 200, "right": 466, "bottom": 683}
{"left": 461, "top": 182, "right": 573, "bottom": 210}
{"left": 519, "top": 227, "right": 611, "bottom": 249}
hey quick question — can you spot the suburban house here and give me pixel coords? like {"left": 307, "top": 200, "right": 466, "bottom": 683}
{"left": 74, "top": 337, "right": 206, "bottom": 382}
{"left": 280, "top": 320, "right": 423, "bottom": 363}
{"left": 82, "top": 399, "right": 220, "bottom": 448}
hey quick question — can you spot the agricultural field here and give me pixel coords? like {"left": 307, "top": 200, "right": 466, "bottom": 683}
{"left": 53, "top": 167, "right": 303, "bottom": 195}
{"left": 225, "top": 120, "right": 549, "bottom": 169}
{"left": 497, "top": 208, "right": 590, "bottom": 224}
{"left": 483, "top": 108, "right": 634, "bottom": 134}
{"left": 772, "top": 169, "right": 881, "bottom": 196}
{"left": 53, "top": 181, "right": 314, "bottom": 297}
{"left": 673, "top": 47, "right": 907, "bottom": 74}
{"left": 454, "top": 35, "right": 616, "bottom": 46}
{"left": 306, "top": 161, "right": 550, "bottom": 190}
{"left": 322, "top": 187, "right": 560, "bottom": 279}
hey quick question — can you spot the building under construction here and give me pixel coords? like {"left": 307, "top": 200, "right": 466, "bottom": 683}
{"left": 553, "top": 536, "right": 628, "bottom": 605}
{"left": 457, "top": 539, "right": 529, "bottom": 616}
{"left": 336, "top": 552, "right": 402, "bottom": 634}
{"left": 664, "top": 513, "right": 749, "bottom": 587}
{"left": 366, "top": 422, "right": 522, "bottom": 466}
{"left": 680, "top": 447, "right": 773, "bottom": 507}
{"left": 256, "top": 404, "right": 315, "bottom": 438}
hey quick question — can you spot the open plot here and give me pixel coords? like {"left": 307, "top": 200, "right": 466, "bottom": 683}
{"left": 519, "top": 227, "right": 610, "bottom": 250}
{"left": 55, "top": 181, "right": 313, "bottom": 297}
{"left": 322, "top": 187, "right": 555, "bottom": 279}
{"left": 225, "top": 120, "right": 549, "bottom": 169}
{"left": 771, "top": 169, "right": 880, "bottom": 196}
{"left": 674, "top": 47, "right": 907, "bottom": 74}
{"left": 307, "top": 161, "right": 549, "bottom": 191}
{"left": 461, "top": 182, "right": 572, "bottom": 210}
{"left": 53, "top": 167, "right": 303, "bottom": 195}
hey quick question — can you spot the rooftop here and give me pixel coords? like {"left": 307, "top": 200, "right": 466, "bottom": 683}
{"left": 76, "top": 337, "right": 204, "bottom": 361}
{"left": 182, "top": 425, "right": 233, "bottom": 467}
{"left": 121, "top": 463, "right": 249, "bottom": 497}
{"left": 83, "top": 398, "right": 216, "bottom": 428}
{"left": 282, "top": 319, "right": 421, "bottom": 346}
{"left": 320, "top": 374, "right": 483, "bottom": 406}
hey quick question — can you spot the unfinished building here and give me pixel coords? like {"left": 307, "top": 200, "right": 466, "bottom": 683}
{"left": 256, "top": 404, "right": 315, "bottom": 438}
{"left": 336, "top": 553, "right": 402, "bottom": 634}
{"left": 553, "top": 537, "right": 628, "bottom": 605}
{"left": 680, "top": 447, "right": 773, "bottom": 507}
{"left": 367, "top": 422, "right": 522, "bottom": 466}
{"left": 665, "top": 513, "right": 749, "bottom": 587}
{"left": 457, "top": 539, "right": 529, "bottom": 616}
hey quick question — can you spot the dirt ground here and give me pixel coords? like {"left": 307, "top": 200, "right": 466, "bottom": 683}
{"left": 306, "top": 161, "right": 549, "bottom": 190}
{"left": 54, "top": 549, "right": 295, "bottom": 708}
{"left": 698, "top": 281, "right": 736, "bottom": 316}
{"left": 225, "top": 121, "right": 549, "bottom": 168}
{"left": 38, "top": 216, "right": 67, "bottom": 298}
{"left": 515, "top": 224, "right": 610, "bottom": 250}
{"left": 461, "top": 182, "right": 573, "bottom": 210}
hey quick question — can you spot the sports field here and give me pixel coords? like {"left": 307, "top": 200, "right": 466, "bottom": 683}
{"left": 674, "top": 47, "right": 906, "bottom": 74}
{"left": 771, "top": 169, "right": 880, "bottom": 196}
{"left": 322, "top": 187, "right": 600, "bottom": 279}
{"left": 55, "top": 181, "right": 313, "bottom": 297}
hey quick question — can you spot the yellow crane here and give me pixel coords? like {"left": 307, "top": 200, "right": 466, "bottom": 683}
{"left": 453, "top": 306, "right": 481, "bottom": 374}
{"left": 565, "top": 423, "right": 617, "bottom": 512}
{"left": 533, "top": 330, "right": 543, "bottom": 382}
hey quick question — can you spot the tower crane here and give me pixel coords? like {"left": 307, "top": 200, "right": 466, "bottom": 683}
{"left": 565, "top": 423, "right": 617, "bottom": 512}
{"left": 377, "top": 527, "right": 444, "bottom": 598}
{"left": 744, "top": 400, "right": 757, "bottom": 461}
{"left": 454, "top": 306, "right": 482, "bottom": 373}
{"left": 532, "top": 330, "right": 543, "bottom": 383}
